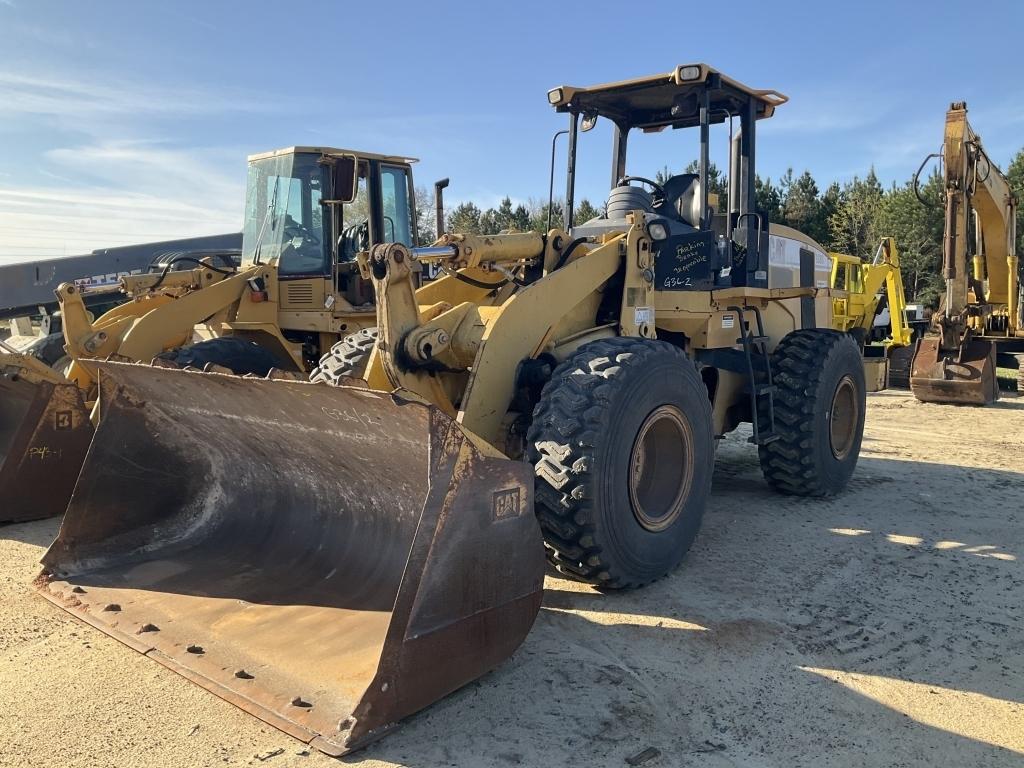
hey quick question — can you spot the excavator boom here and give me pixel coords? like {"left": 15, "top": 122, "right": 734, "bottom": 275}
{"left": 910, "top": 102, "right": 1020, "bottom": 405}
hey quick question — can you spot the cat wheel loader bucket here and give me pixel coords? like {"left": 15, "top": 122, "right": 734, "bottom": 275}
{"left": 36, "top": 361, "right": 543, "bottom": 755}
{"left": 909, "top": 336, "right": 999, "bottom": 405}
{"left": 1, "top": 355, "right": 93, "bottom": 523}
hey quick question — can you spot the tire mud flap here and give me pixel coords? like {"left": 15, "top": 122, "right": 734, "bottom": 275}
{"left": 909, "top": 337, "right": 999, "bottom": 405}
{"left": 0, "top": 374, "right": 93, "bottom": 523}
{"left": 37, "top": 361, "right": 544, "bottom": 755}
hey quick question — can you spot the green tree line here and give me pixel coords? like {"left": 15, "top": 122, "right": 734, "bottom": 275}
{"left": 422, "top": 147, "right": 1024, "bottom": 305}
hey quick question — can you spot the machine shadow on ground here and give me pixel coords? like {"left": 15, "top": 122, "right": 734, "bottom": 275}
{"left": 351, "top": 446, "right": 1022, "bottom": 767}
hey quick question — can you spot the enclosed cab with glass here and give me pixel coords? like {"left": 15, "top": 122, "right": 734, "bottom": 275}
{"left": 240, "top": 147, "right": 418, "bottom": 365}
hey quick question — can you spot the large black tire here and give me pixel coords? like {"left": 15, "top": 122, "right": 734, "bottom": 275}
{"left": 759, "top": 329, "right": 866, "bottom": 497}
{"left": 886, "top": 345, "right": 914, "bottom": 389}
{"left": 526, "top": 337, "right": 714, "bottom": 589}
{"left": 310, "top": 327, "right": 378, "bottom": 384}
{"left": 157, "top": 336, "right": 280, "bottom": 376}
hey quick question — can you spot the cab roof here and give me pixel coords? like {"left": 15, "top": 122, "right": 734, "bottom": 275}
{"left": 247, "top": 146, "right": 418, "bottom": 164}
{"left": 547, "top": 64, "right": 788, "bottom": 131}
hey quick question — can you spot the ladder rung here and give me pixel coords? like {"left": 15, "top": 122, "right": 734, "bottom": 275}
{"left": 738, "top": 335, "right": 769, "bottom": 345}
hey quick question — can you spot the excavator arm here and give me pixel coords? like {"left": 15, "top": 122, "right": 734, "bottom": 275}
{"left": 910, "top": 103, "right": 1019, "bottom": 405}
{"left": 829, "top": 238, "right": 912, "bottom": 348}
{"left": 941, "top": 103, "right": 1018, "bottom": 328}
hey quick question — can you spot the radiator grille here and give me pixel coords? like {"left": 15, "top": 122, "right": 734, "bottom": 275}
{"left": 285, "top": 283, "right": 315, "bottom": 305}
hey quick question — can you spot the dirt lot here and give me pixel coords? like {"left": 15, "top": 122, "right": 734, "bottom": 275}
{"left": 2, "top": 389, "right": 1022, "bottom": 768}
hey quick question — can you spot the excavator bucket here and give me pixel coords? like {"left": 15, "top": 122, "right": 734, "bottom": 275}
{"left": 909, "top": 337, "right": 999, "bottom": 405}
{"left": 1, "top": 365, "right": 93, "bottom": 523}
{"left": 37, "top": 361, "right": 544, "bottom": 755}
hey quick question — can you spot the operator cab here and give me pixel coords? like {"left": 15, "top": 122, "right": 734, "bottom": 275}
{"left": 241, "top": 147, "right": 418, "bottom": 280}
{"left": 548, "top": 64, "right": 789, "bottom": 291}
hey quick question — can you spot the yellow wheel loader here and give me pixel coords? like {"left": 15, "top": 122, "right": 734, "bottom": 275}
{"left": 909, "top": 103, "right": 1021, "bottom": 404}
{"left": 37, "top": 65, "right": 866, "bottom": 754}
{"left": 830, "top": 237, "right": 914, "bottom": 389}
{"left": 0, "top": 147, "right": 423, "bottom": 522}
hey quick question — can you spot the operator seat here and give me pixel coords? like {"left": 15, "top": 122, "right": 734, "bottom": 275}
{"left": 654, "top": 173, "right": 704, "bottom": 227}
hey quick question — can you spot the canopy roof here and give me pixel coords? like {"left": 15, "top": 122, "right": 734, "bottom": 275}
{"left": 247, "top": 147, "right": 418, "bottom": 164}
{"left": 547, "top": 64, "right": 788, "bottom": 130}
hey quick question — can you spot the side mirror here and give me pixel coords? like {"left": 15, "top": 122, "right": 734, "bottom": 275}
{"left": 328, "top": 154, "right": 359, "bottom": 204}
{"left": 580, "top": 110, "right": 598, "bottom": 133}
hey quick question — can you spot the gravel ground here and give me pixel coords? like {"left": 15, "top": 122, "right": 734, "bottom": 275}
{"left": 2, "top": 389, "right": 1022, "bottom": 767}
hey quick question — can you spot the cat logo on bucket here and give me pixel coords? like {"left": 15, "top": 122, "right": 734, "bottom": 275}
{"left": 492, "top": 488, "right": 522, "bottom": 520}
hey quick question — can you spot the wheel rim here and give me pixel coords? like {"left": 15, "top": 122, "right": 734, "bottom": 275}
{"left": 829, "top": 375, "right": 858, "bottom": 460}
{"left": 628, "top": 405, "right": 694, "bottom": 532}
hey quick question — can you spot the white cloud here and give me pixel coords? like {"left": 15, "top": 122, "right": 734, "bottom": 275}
{"left": 0, "top": 71, "right": 258, "bottom": 120}
{"left": 0, "top": 185, "right": 241, "bottom": 261}
{"left": 0, "top": 66, "right": 264, "bottom": 262}
{"left": 0, "top": 141, "right": 244, "bottom": 261}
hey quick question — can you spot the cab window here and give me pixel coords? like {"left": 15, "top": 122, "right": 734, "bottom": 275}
{"left": 380, "top": 165, "right": 414, "bottom": 246}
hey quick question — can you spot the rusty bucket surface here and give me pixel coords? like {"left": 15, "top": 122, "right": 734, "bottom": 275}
{"left": 909, "top": 337, "right": 999, "bottom": 405}
{"left": 38, "top": 362, "right": 544, "bottom": 755}
{"left": 1, "top": 370, "right": 93, "bottom": 523}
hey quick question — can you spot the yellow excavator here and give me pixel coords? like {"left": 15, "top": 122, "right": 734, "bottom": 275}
{"left": 830, "top": 237, "right": 914, "bottom": 389}
{"left": 909, "top": 103, "right": 1021, "bottom": 404}
{"left": 0, "top": 147, "right": 423, "bottom": 522}
{"left": 37, "top": 65, "right": 866, "bottom": 755}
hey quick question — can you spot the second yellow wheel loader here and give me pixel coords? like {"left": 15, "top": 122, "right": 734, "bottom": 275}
{"left": 37, "top": 65, "right": 866, "bottom": 754}
{"left": 0, "top": 147, "right": 423, "bottom": 522}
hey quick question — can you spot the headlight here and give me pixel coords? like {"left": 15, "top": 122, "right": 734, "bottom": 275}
{"left": 547, "top": 88, "right": 563, "bottom": 105}
{"left": 648, "top": 222, "right": 669, "bottom": 241}
{"left": 677, "top": 65, "right": 701, "bottom": 82}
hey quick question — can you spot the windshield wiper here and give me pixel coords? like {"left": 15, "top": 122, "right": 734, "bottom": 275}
{"left": 252, "top": 176, "right": 281, "bottom": 265}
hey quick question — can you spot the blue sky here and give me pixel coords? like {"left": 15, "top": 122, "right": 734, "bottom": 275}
{"left": 1, "top": 0, "right": 1022, "bottom": 261}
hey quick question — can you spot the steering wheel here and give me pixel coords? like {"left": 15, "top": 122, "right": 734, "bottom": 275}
{"left": 618, "top": 176, "right": 667, "bottom": 205}
{"left": 283, "top": 217, "right": 321, "bottom": 246}
{"left": 620, "top": 174, "right": 703, "bottom": 224}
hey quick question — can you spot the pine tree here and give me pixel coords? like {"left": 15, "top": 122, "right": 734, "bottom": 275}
{"left": 755, "top": 175, "right": 783, "bottom": 222}
{"left": 574, "top": 199, "right": 601, "bottom": 225}
{"left": 782, "top": 170, "right": 827, "bottom": 244}
{"left": 447, "top": 202, "right": 483, "bottom": 235}
{"left": 874, "top": 173, "right": 944, "bottom": 304}
{"left": 828, "top": 169, "right": 883, "bottom": 260}
{"left": 1007, "top": 148, "right": 1024, "bottom": 259}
